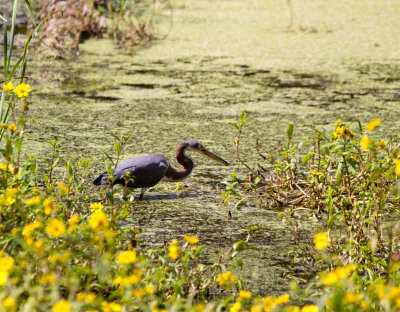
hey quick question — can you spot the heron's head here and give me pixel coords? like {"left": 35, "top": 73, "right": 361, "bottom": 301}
{"left": 185, "top": 140, "right": 230, "bottom": 166}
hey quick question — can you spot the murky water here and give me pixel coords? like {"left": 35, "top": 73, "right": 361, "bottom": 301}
{"left": 12, "top": 0, "right": 400, "bottom": 295}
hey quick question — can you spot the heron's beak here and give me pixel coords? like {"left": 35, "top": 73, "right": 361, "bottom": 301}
{"left": 199, "top": 147, "right": 230, "bottom": 166}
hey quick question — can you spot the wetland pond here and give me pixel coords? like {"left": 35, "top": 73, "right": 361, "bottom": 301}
{"left": 18, "top": 0, "right": 400, "bottom": 295}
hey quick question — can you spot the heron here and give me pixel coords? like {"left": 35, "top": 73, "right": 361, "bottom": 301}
{"left": 93, "top": 140, "right": 229, "bottom": 199}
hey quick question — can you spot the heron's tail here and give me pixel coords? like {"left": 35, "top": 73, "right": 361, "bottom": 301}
{"left": 93, "top": 172, "right": 109, "bottom": 185}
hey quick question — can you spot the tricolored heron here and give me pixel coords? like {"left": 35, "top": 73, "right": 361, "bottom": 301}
{"left": 93, "top": 140, "right": 229, "bottom": 199}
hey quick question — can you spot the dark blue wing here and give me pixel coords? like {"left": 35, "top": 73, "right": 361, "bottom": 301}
{"left": 112, "top": 154, "right": 169, "bottom": 188}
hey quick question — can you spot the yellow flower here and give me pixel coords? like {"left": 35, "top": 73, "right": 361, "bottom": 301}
{"left": 376, "top": 283, "right": 385, "bottom": 300}
{"left": 43, "top": 198, "right": 56, "bottom": 215}
{"left": 388, "top": 286, "right": 400, "bottom": 301}
{"left": 132, "top": 289, "right": 144, "bottom": 298}
{"left": 86, "top": 293, "right": 96, "bottom": 303}
{"left": 57, "top": 183, "right": 69, "bottom": 194}
{"left": 360, "top": 300, "right": 367, "bottom": 309}
{"left": 275, "top": 294, "right": 290, "bottom": 305}
{"left": 377, "top": 140, "right": 386, "bottom": 150}
{"left": 13, "top": 83, "right": 31, "bottom": 98}
{"left": 8, "top": 124, "right": 17, "bottom": 132}
{"left": 33, "top": 240, "right": 45, "bottom": 255}
{"left": 394, "top": 159, "right": 400, "bottom": 177}
{"left": 113, "top": 276, "right": 122, "bottom": 286}
{"left": 301, "top": 305, "right": 318, "bottom": 312}
{"left": 169, "top": 239, "right": 179, "bottom": 260}
{"left": 184, "top": 235, "right": 199, "bottom": 244}
{"left": 366, "top": 118, "right": 381, "bottom": 131}
{"left": 333, "top": 126, "right": 354, "bottom": 140}
{"left": 0, "top": 271, "right": 9, "bottom": 286}
{"left": 343, "top": 291, "right": 360, "bottom": 304}
{"left": 0, "top": 194, "right": 15, "bottom": 206}
{"left": 39, "top": 273, "right": 56, "bottom": 285}
{"left": 52, "top": 300, "right": 70, "bottom": 312}
{"left": 2, "top": 297, "right": 17, "bottom": 311}
{"left": 145, "top": 284, "right": 154, "bottom": 295}
{"left": 313, "top": 232, "right": 328, "bottom": 250}
{"left": 262, "top": 297, "right": 275, "bottom": 312}
{"left": 77, "top": 292, "right": 96, "bottom": 303}
{"left": 309, "top": 170, "right": 322, "bottom": 176}
{"left": 101, "top": 301, "right": 122, "bottom": 312}
{"left": 217, "top": 271, "right": 236, "bottom": 287}
{"left": 116, "top": 250, "right": 137, "bottom": 264}
{"left": 335, "top": 120, "right": 341, "bottom": 126}
{"left": 250, "top": 306, "right": 262, "bottom": 312}
{"left": 2, "top": 82, "right": 14, "bottom": 91}
{"left": 46, "top": 218, "right": 66, "bottom": 238}
{"left": 320, "top": 264, "right": 357, "bottom": 286}
{"left": 360, "top": 136, "right": 373, "bottom": 151}
{"left": 26, "top": 195, "right": 41, "bottom": 206}
{"left": 90, "top": 202, "right": 104, "bottom": 212}
{"left": 0, "top": 256, "right": 15, "bottom": 271}
{"left": 76, "top": 292, "right": 85, "bottom": 301}
{"left": 0, "top": 163, "right": 14, "bottom": 172}
{"left": 22, "top": 221, "right": 41, "bottom": 242}
{"left": 89, "top": 211, "right": 109, "bottom": 231}
{"left": 230, "top": 302, "right": 241, "bottom": 312}
{"left": 239, "top": 290, "right": 252, "bottom": 300}
{"left": 68, "top": 214, "right": 79, "bottom": 229}
{"left": 104, "top": 229, "right": 116, "bottom": 238}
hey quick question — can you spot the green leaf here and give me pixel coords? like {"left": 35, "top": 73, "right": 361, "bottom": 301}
{"left": 336, "top": 172, "right": 343, "bottom": 186}
{"left": 14, "top": 137, "right": 21, "bottom": 152}
{"left": 232, "top": 240, "right": 259, "bottom": 257}
{"left": 194, "top": 245, "right": 204, "bottom": 257}
{"left": 326, "top": 189, "right": 333, "bottom": 211}
{"left": 287, "top": 123, "right": 294, "bottom": 143}
{"left": 239, "top": 110, "right": 246, "bottom": 128}
{"left": 67, "top": 163, "right": 73, "bottom": 175}
{"left": 302, "top": 152, "right": 315, "bottom": 166}
{"left": 115, "top": 141, "right": 121, "bottom": 155}
{"left": 4, "top": 136, "right": 12, "bottom": 157}
{"left": 357, "top": 118, "right": 363, "bottom": 135}
{"left": 102, "top": 151, "right": 114, "bottom": 163}
{"left": 235, "top": 259, "right": 244, "bottom": 269}
{"left": 327, "top": 214, "right": 335, "bottom": 229}
{"left": 228, "top": 121, "right": 239, "bottom": 129}
{"left": 234, "top": 197, "right": 247, "bottom": 209}
{"left": 221, "top": 181, "right": 240, "bottom": 196}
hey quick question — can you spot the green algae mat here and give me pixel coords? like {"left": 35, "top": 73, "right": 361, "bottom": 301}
{"left": 21, "top": 0, "right": 400, "bottom": 295}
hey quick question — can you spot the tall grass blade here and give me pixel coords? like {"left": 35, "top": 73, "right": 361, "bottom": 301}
{"left": 6, "top": 0, "right": 18, "bottom": 76}
{"left": 8, "top": 57, "right": 23, "bottom": 80}
{"left": 0, "top": 92, "right": 5, "bottom": 121}
{"left": 23, "top": 0, "right": 36, "bottom": 26}
{"left": 3, "top": 18, "right": 7, "bottom": 78}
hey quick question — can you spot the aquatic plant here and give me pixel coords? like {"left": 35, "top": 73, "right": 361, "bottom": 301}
{"left": 0, "top": 0, "right": 44, "bottom": 143}
{"left": 224, "top": 111, "right": 400, "bottom": 310}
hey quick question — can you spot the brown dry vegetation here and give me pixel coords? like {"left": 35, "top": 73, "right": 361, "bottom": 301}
{"left": 35, "top": 0, "right": 153, "bottom": 58}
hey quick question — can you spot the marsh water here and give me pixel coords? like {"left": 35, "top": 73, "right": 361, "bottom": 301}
{"left": 12, "top": 0, "right": 400, "bottom": 295}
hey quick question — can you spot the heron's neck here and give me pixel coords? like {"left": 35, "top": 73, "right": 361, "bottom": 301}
{"left": 165, "top": 143, "right": 194, "bottom": 181}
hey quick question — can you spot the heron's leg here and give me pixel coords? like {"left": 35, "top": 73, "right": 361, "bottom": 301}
{"left": 139, "top": 188, "right": 148, "bottom": 200}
